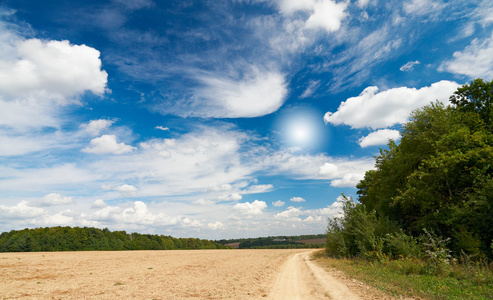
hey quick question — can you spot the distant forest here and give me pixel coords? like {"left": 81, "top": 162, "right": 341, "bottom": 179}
{"left": 0, "top": 227, "right": 230, "bottom": 252}
{"left": 216, "top": 234, "right": 326, "bottom": 249}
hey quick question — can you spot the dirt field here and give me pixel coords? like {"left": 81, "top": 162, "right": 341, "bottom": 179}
{"left": 0, "top": 249, "right": 394, "bottom": 299}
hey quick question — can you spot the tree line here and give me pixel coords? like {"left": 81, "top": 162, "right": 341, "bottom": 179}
{"left": 217, "top": 234, "right": 326, "bottom": 249}
{"left": 327, "top": 79, "right": 493, "bottom": 265}
{"left": 0, "top": 226, "right": 230, "bottom": 252}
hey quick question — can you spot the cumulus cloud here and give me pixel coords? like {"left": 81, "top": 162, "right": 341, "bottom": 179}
{"left": 318, "top": 158, "right": 375, "bottom": 187}
{"left": 91, "top": 201, "right": 172, "bottom": 225}
{"left": 277, "top": 0, "right": 348, "bottom": 33}
{"left": 272, "top": 200, "right": 285, "bottom": 207}
{"left": 80, "top": 119, "right": 114, "bottom": 136}
{"left": 82, "top": 135, "right": 136, "bottom": 154}
{"left": 91, "top": 199, "right": 108, "bottom": 209}
{"left": 207, "top": 221, "right": 224, "bottom": 230}
{"left": 218, "top": 193, "right": 243, "bottom": 201}
{"left": 39, "top": 193, "right": 74, "bottom": 206}
{"left": 359, "top": 129, "right": 401, "bottom": 148}
{"left": 324, "top": 81, "right": 460, "bottom": 129}
{"left": 275, "top": 206, "right": 302, "bottom": 220}
{"left": 43, "top": 210, "right": 74, "bottom": 226}
{"left": 400, "top": 60, "right": 420, "bottom": 71}
{"left": 155, "top": 126, "right": 169, "bottom": 131}
{"left": 0, "top": 201, "right": 45, "bottom": 219}
{"left": 114, "top": 184, "right": 138, "bottom": 195}
{"left": 0, "top": 39, "right": 107, "bottom": 102}
{"left": 440, "top": 33, "right": 493, "bottom": 79}
{"left": 0, "top": 21, "right": 107, "bottom": 134}
{"left": 233, "top": 200, "right": 267, "bottom": 215}
{"left": 265, "top": 150, "right": 374, "bottom": 188}
{"left": 290, "top": 196, "right": 306, "bottom": 202}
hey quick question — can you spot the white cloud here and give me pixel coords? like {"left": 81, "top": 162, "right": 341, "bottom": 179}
{"left": 318, "top": 158, "right": 375, "bottom": 187}
{"left": 275, "top": 206, "right": 302, "bottom": 219}
{"left": 82, "top": 135, "right": 136, "bottom": 154}
{"left": 39, "top": 193, "right": 74, "bottom": 206}
{"left": 403, "top": 0, "right": 446, "bottom": 16}
{"left": 277, "top": 0, "right": 348, "bottom": 33}
{"left": 91, "top": 199, "right": 108, "bottom": 209}
{"left": 80, "top": 119, "right": 114, "bottom": 136}
{"left": 0, "top": 133, "right": 52, "bottom": 156}
{"left": 357, "top": 0, "right": 370, "bottom": 8}
{"left": 400, "top": 60, "right": 420, "bottom": 71}
{"left": 89, "top": 201, "right": 186, "bottom": 227}
{"left": 300, "top": 80, "right": 320, "bottom": 99}
{"left": 155, "top": 126, "right": 169, "bottom": 131}
{"left": 0, "top": 201, "right": 45, "bottom": 219}
{"left": 189, "top": 70, "right": 288, "bottom": 118}
{"left": 218, "top": 193, "right": 243, "bottom": 201}
{"left": 241, "top": 184, "right": 275, "bottom": 194}
{"left": 272, "top": 200, "right": 285, "bottom": 207}
{"left": 304, "top": 0, "right": 348, "bottom": 32}
{"left": 0, "top": 39, "right": 107, "bottom": 102}
{"left": 0, "top": 164, "right": 98, "bottom": 192}
{"left": 101, "top": 127, "right": 254, "bottom": 197}
{"left": 359, "top": 129, "right": 401, "bottom": 148}
{"left": 440, "top": 33, "right": 493, "bottom": 79}
{"left": 330, "top": 173, "right": 365, "bottom": 188}
{"left": 233, "top": 200, "right": 267, "bottom": 215}
{"left": 193, "top": 199, "right": 215, "bottom": 206}
{"left": 290, "top": 196, "right": 306, "bottom": 202}
{"left": 207, "top": 182, "right": 233, "bottom": 192}
{"left": 114, "top": 184, "right": 138, "bottom": 195}
{"left": 324, "top": 80, "right": 460, "bottom": 129}
{"left": 0, "top": 23, "right": 107, "bottom": 133}
{"left": 207, "top": 221, "right": 224, "bottom": 230}
{"left": 265, "top": 150, "right": 374, "bottom": 188}
{"left": 43, "top": 210, "right": 74, "bottom": 226}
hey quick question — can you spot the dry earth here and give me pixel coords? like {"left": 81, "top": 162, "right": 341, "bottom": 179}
{"left": 1, "top": 249, "right": 397, "bottom": 299}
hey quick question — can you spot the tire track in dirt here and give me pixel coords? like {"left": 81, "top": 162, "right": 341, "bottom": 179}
{"left": 269, "top": 250, "right": 361, "bottom": 300}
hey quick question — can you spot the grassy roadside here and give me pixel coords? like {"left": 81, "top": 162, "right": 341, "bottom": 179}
{"left": 313, "top": 251, "right": 493, "bottom": 300}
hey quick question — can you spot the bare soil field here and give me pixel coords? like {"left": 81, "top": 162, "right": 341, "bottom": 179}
{"left": 0, "top": 249, "right": 395, "bottom": 299}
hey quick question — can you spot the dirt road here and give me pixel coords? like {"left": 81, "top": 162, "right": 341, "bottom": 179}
{"left": 269, "top": 250, "right": 361, "bottom": 300}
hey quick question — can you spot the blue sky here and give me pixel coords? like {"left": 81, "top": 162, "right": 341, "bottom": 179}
{"left": 0, "top": 0, "right": 492, "bottom": 239}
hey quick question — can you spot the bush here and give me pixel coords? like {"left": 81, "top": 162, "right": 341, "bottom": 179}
{"left": 419, "top": 228, "right": 452, "bottom": 275}
{"left": 383, "top": 231, "right": 421, "bottom": 259}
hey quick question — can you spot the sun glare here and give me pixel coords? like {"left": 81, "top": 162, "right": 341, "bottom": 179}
{"left": 277, "top": 107, "right": 322, "bottom": 150}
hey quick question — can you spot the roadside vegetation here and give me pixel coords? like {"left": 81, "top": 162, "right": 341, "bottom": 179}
{"left": 0, "top": 226, "right": 230, "bottom": 252}
{"left": 324, "top": 79, "right": 493, "bottom": 299}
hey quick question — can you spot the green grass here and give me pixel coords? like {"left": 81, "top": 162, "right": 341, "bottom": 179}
{"left": 314, "top": 253, "right": 493, "bottom": 300}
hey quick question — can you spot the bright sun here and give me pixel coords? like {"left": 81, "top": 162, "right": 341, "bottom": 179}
{"left": 277, "top": 107, "right": 322, "bottom": 150}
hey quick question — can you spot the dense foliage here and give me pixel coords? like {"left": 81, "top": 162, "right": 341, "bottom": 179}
{"left": 0, "top": 227, "right": 230, "bottom": 252}
{"left": 327, "top": 79, "right": 493, "bottom": 263}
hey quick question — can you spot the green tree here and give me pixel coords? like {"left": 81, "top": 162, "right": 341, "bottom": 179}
{"left": 356, "top": 80, "right": 493, "bottom": 259}
{"left": 450, "top": 78, "right": 493, "bottom": 128}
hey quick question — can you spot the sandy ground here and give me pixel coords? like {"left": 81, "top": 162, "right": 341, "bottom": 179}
{"left": 0, "top": 249, "right": 396, "bottom": 299}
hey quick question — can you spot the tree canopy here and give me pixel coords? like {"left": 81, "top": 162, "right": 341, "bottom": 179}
{"left": 0, "top": 226, "right": 230, "bottom": 252}
{"left": 328, "top": 79, "right": 493, "bottom": 261}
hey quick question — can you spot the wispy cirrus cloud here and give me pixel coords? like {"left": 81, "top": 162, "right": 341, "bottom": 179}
{"left": 440, "top": 32, "right": 493, "bottom": 79}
